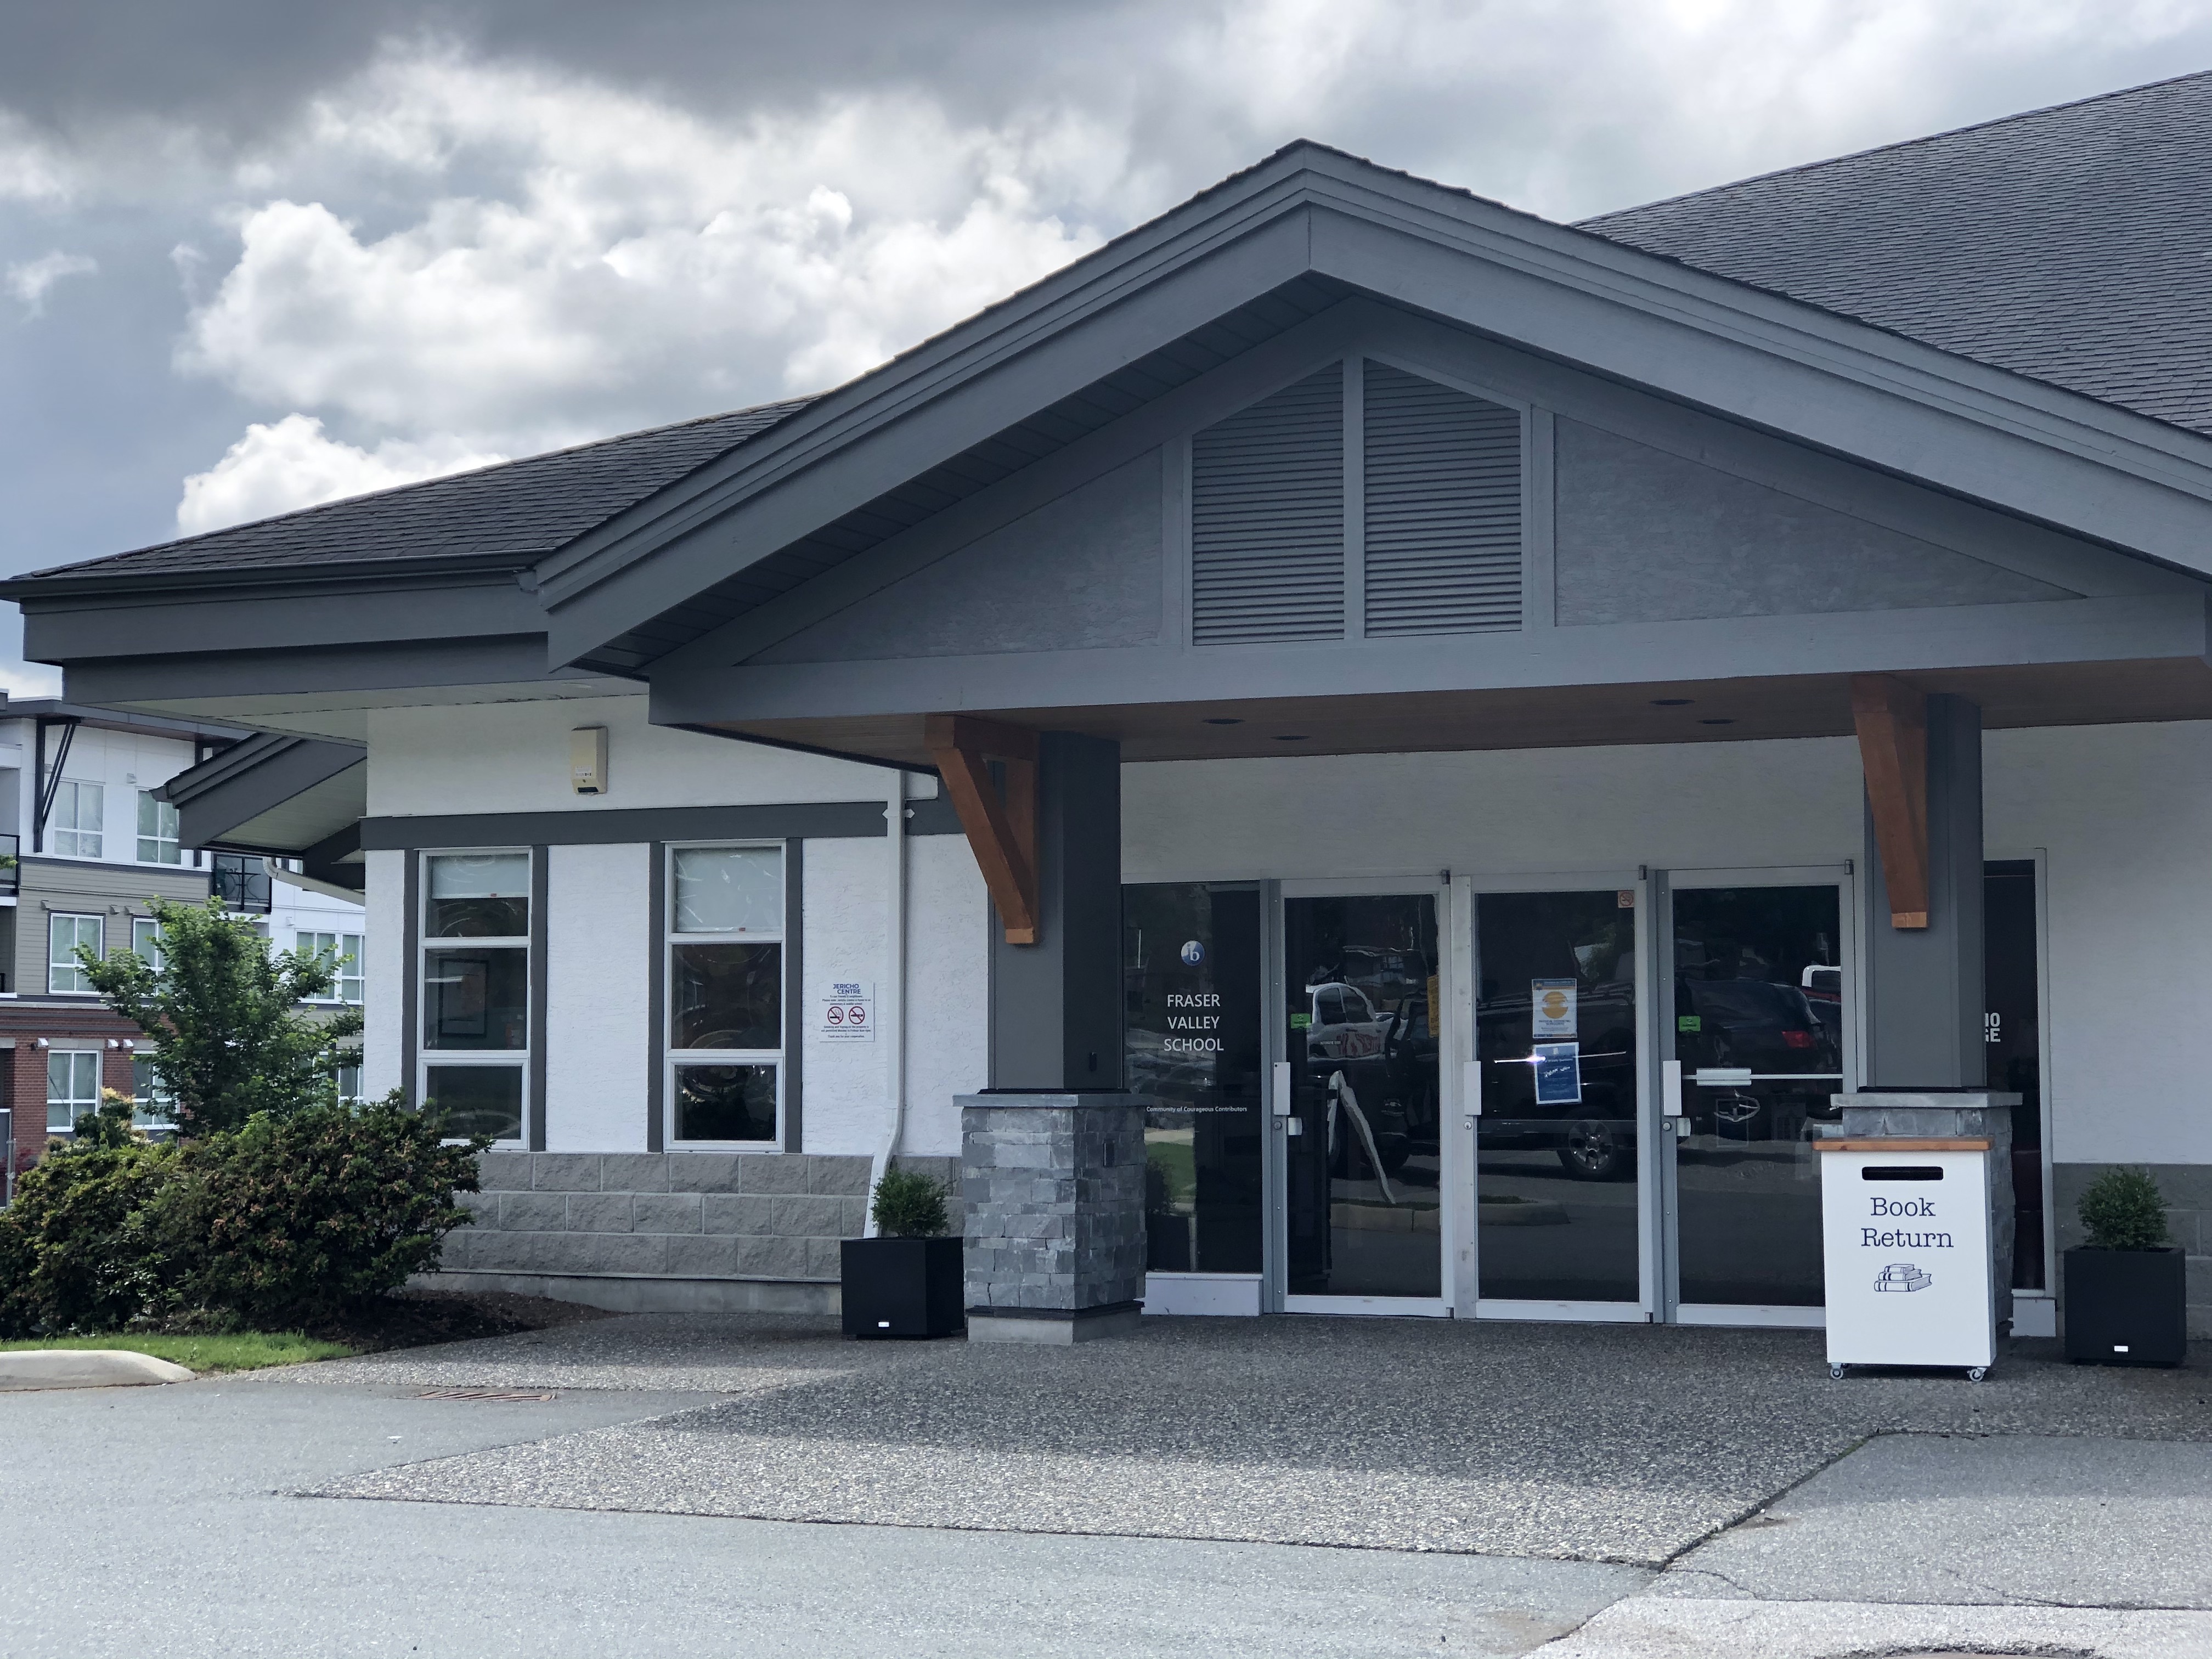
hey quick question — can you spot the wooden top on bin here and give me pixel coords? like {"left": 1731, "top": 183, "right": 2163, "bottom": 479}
{"left": 1814, "top": 1137, "right": 1991, "bottom": 1152}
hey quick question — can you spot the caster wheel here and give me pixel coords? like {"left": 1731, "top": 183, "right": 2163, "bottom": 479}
{"left": 1828, "top": 1364, "right": 1846, "bottom": 1380}
{"left": 1967, "top": 1367, "right": 1988, "bottom": 1383}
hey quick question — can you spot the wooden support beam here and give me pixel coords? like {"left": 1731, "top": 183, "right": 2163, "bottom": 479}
{"left": 924, "top": 714, "right": 1041, "bottom": 945}
{"left": 1850, "top": 674, "right": 1930, "bottom": 929}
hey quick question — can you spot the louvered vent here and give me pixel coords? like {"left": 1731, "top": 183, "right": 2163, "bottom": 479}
{"left": 1191, "top": 363, "right": 1345, "bottom": 644}
{"left": 1363, "top": 362, "right": 1522, "bottom": 636}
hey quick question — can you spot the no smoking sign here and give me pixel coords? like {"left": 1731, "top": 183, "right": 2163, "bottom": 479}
{"left": 819, "top": 980, "right": 876, "bottom": 1042}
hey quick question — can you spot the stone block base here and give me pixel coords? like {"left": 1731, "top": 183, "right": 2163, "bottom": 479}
{"left": 967, "top": 1303, "right": 1145, "bottom": 1345}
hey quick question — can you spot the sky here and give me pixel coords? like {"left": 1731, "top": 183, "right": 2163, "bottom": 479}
{"left": 3, "top": 0, "right": 2209, "bottom": 692}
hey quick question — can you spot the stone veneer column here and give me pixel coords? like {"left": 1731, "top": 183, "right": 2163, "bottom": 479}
{"left": 960, "top": 1092, "right": 1149, "bottom": 1344}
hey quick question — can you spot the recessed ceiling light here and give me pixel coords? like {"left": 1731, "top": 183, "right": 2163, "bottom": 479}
{"left": 1699, "top": 718, "right": 1735, "bottom": 726}
{"left": 1651, "top": 698, "right": 1692, "bottom": 707}
{"left": 1273, "top": 734, "right": 1310, "bottom": 742}
{"left": 1202, "top": 717, "right": 1243, "bottom": 726}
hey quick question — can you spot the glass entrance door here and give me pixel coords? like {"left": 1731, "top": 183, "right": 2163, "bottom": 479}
{"left": 1666, "top": 874, "right": 1850, "bottom": 1324}
{"left": 1280, "top": 889, "right": 1446, "bottom": 1312}
{"left": 1472, "top": 885, "right": 1645, "bottom": 1316}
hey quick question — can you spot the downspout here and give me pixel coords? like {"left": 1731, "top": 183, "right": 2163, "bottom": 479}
{"left": 864, "top": 772, "right": 910, "bottom": 1234}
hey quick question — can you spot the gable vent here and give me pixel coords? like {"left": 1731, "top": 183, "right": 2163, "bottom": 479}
{"left": 1363, "top": 361, "right": 1522, "bottom": 636}
{"left": 1191, "top": 362, "right": 1345, "bottom": 645}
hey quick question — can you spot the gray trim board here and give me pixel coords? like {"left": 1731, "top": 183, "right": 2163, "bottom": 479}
{"left": 358, "top": 800, "right": 960, "bottom": 851}
{"left": 528, "top": 845, "right": 549, "bottom": 1152}
{"left": 784, "top": 838, "right": 804, "bottom": 1153}
{"left": 400, "top": 851, "right": 420, "bottom": 1109}
{"left": 157, "top": 733, "right": 366, "bottom": 848}
{"left": 647, "top": 842, "right": 665, "bottom": 1153}
{"left": 58, "top": 637, "right": 558, "bottom": 706}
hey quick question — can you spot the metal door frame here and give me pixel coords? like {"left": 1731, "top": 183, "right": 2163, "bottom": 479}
{"left": 1457, "top": 869, "right": 1656, "bottom": 1325}
{"left": 1271, "top": 875, "right": 1454, "bottom": 1318}
{"left": 1659, "top": 864, "right": 1856, "bottom": 1329}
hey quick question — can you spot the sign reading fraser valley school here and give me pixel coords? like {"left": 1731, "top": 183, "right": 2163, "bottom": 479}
{"left": 1820, "top": 1147, "right": 1994, "bottom": 1372}
{"left": 1164, "top": 991, "right": 1224, "bottom": 1054}
{"left": 820, "top": 981, "right": 874, "bottom": 1042}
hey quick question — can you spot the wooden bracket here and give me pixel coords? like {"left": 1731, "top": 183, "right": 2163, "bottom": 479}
{"left": 1850, "top": 674, "right": 1929, "bottom": 929}
{"left": 924, "top": 714, "right": 1040, "bottom": 945}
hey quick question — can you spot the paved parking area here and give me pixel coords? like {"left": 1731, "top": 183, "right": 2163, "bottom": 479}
{"left": 314, "top": 1312, "right": 2210, "bottom": 1564}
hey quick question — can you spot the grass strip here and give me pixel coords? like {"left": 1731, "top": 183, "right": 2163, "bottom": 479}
{"left": 0, "top": 1332, "right": 354, "bottom": 1373}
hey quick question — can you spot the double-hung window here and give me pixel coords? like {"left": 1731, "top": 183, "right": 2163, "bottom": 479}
{"left": 420, "top": 851, "right": 528, "bottom": 1143}
{"left": 137, "top": 792, "right": 181, "bottom": 864}
{"left": 47, "top": 1050, "right": 100, "bottom": 1133}
{"left": 48, "top": 913, "right": 103, "bottom": 994}
{"left": 132, "top": 916, "right": 165, "bottom": 969}
{"left": 130, "top": 1053, "right": 173, "bottom": 1130}
{"left": 667, "top": 844, "right": 785, "bottom": 1147}
{"left": 52, "top": 781, "right": 102, "bottom": 857}
{"left": 301, "top": 930, "right": 364, "bottom": 1003}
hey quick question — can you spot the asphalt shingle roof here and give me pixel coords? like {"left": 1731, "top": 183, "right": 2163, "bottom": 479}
{"left": 31, "top": 398, "right": 814, "bottom": 583}
{"left": 1578, "top": 70, "right": 2212, "bottom": 437}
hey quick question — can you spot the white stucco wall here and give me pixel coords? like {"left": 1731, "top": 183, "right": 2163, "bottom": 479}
{"left": 800, "top": 837, "right": 890, "bottom": 1155}
{"left": 544, "top": 842, "right": 653, "bottom": 1152}
{"left": 1988, "top": 721, "right": 2212, "bottom": 1166}
{"left": 902, "top": 833, "right": 990, "bottom": 1157}
{"left": 367, "top": 693, "right": 875, "bottom": 816}
{"left": 361, "top": 848, "right": 405, "bottom": 1098}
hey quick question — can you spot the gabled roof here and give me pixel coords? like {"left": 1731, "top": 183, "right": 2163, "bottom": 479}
{"left": 27, "top": 398, "right": 812, "bottom": 584}
{"left": 1581, "top": 69, "right": 2212, "bottom": 437}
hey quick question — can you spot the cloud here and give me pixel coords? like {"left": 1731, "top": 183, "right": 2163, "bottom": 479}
{"left": 175, "top": 413, "right": 508, "bottom": 534}
{"left": 4, "top": 250, "right": 97, "bottom": 315}
{"left": 173, "top": 48, "right": 1115, "bottom": 451}
{"left": 0, "top": 109, "right": 75, "bottom": 201}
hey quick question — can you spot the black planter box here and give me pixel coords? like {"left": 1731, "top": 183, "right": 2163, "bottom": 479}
{"left": 840, "top": 1235, "right": 964, "bottom": 1339}
{"left": 2063, "top": 1245, "right": 2187, "bottom": 1366}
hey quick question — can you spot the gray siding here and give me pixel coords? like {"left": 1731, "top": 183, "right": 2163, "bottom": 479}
{"left": 16, "top": 857, "right": 212, "bottom": 997}
{"left": 757, "top": 454, "right": 1163, "bottom": 664}
{"left": 1554, "top": 419, "right": 2078, "bottom": 625}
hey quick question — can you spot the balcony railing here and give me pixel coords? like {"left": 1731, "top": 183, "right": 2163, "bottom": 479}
{"left": 210, "top": 852, "right": 273, "bottom": 914}
{"left": 0, "top": 832, "right": 16, "bottom": 898}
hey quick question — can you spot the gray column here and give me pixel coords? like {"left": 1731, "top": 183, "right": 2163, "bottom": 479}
{"left": 1862, "top": 693, "right": 1985, "bottom": 1088}
{"left": 988, "top": 731, "right": 1123, "bottom": 1091}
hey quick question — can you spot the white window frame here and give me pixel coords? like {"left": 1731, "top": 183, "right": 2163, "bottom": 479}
{"left": 129, "top": 1050, "right": 174, "bottom": 1131}
{"left": 664, "top": 840, "right": 787, "bottom": 1152}
{"left": 300, "top": 930, "right": 365, "bottom": 1005}
{"left": 51, "top": 780, "right": 103, "bottom": 859}
{"left": 136, "top": 791, "right": 181, "bottom": 865}
{"left": 46, "top": 1048, "right": 101, "bottom": 1133}
{"left": 416, "top": 849, "right": 529, "bottom": 1146}
{"left": 48, "top": 912, "right": 105, "bottom": 994}
{"left": 132, "top": 915, "right": 165, "bottom": 970}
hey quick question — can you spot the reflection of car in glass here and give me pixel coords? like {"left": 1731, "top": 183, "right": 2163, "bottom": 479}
{"left": 1677, "top": 977, "right": 1838, "bottom": 1138}
{"left": 1475, "top": 979, "right": 1639, "bottom": 1181}
{"left": 1302, "top": 980, "right": 1436, "bottom": 1177}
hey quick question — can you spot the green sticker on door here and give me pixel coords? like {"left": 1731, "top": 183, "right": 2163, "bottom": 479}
{"left": 1290, "top": 1013, "right": 1311, "bottom": 1029}
{"left": 1677, "top": 1014, "right": 1702, "bottom": 1033}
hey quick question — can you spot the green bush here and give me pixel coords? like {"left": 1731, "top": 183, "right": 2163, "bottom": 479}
{"left": 871, "top": 1166, "right": 950, "bottom": 1239}
{"left": 0, "top": 1099, "right": 179, "bottom": 1337}
{"left": 2078, "top": 1166, "right": 2170, "bottom": 1251}
{"left": 0, "top": 1094, "right": 485, "bottom": 1337}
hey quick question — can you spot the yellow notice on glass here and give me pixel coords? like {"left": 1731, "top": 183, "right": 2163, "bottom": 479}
{"left": 1532, "top": 977, "right": 1578, "bottom": 1039}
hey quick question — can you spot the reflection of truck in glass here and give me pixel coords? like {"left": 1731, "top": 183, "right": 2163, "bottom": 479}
{"left": 1677, "top": 977, "right": 1840, "bottom": 1140}
{"left": 1476, "top": 979, "right": 1639, "bottom": 1180}
{"left": 1301, "top": 979, "right": 1436, "bottom": 1177}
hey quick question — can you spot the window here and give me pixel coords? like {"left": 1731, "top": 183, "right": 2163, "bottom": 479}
{"left": 132, "top": 916, "right": 164, "bottom": 970}
{"left": 130, "top": 1053, "right": 173, "bottom": 1130}
{"left": 300, "top": 930, "right": 364, "bottom": 1003}
{"left": 137, "top": 791, "right": 180, "bottom": 864}
{"left": 47, "top": 1051, "right": 100, "bottom": 1133}
{"left": 51, "top": 780, "right": 102, "bottom": 857}
{"left": 667, "top": 845, "right": 783, "bottom": 1146}
{"left": 49, "top": 913, "right": 104, "bottom": 994}
{"left": 420, "top": 851, "right": 528, "bottom": 1142}
{"left": 336, "top": 1065, "right": 363, "bottom": 1104}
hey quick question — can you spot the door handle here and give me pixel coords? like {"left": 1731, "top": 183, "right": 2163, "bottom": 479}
{"left": 1462, "top": 1060, "right": 1481, "bottom": 1130}
{"left": 1271, "top": 1059, "right": 1293, "bottom": 1116}
{"left": 1662, "top": 1059, "right": 1684, "bottom": 1118}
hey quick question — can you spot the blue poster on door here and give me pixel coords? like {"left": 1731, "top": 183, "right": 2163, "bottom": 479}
{"left": 1532, "top": 1042, "right": 1583, "bottom": 1106}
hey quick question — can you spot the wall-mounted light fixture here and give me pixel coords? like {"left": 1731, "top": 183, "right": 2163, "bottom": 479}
{"left": 570, "top": 726, "right": 609, "bottom": 795}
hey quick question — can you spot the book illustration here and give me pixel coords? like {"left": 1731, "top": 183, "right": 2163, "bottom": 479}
{"left": 1873, "top": 1262, "right": 1932, "bottom": 1293}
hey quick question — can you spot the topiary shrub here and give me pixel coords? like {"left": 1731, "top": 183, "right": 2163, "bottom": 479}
{"left": 2078, "top": 1166, "right": 2170, "bottom": 1251}
{"left": 158, "top": 1094, "right": 489, "bottom": 1328}
{"left": 0, "top": 1097, "right": 179, "bottom": 1337}
{"left": 871, "top": 1166, "right": 950, "bottom": 1239}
